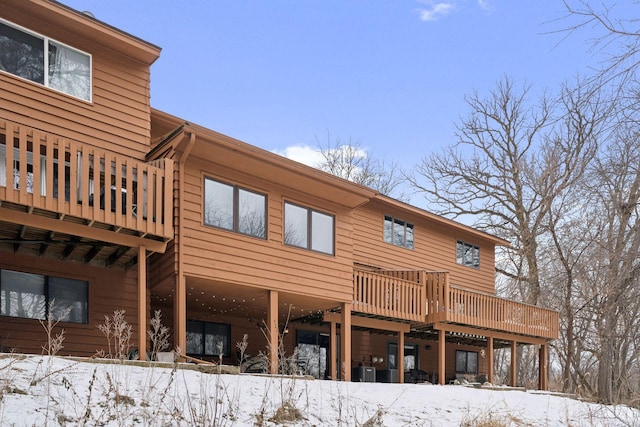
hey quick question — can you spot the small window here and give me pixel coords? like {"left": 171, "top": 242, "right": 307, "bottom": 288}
{"left": 456, "top": 241, "right": 480, "bottom": 268}
{"left": 456, "top": 350, "right": 478, "bottom": 374}
{"left": 384, "top": 216, "right": 414, "bottom": 249}
{"left": 284, "top": 202, "right": 334, "bottom": 255}
{"left": 0, "top": 269, "right": 88, "bottom": 324}
{"left": 204, "top": 177, "right": 267, "bottom": 239}
{"left": 186, "top": 320, "right": 231, "bottom": 357}
{"left": 0, "top": 19, "right": 92, "bottom": 101}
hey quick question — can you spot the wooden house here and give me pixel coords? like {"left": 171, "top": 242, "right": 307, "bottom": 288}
{"left": 0, "top": 0, "right": 558, "bottom": 388}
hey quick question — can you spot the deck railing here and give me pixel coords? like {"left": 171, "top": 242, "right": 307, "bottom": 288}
{"left": 354, "top": 267, "right": 559, "bottom": 339}
{"left": 425, "top": 273, "right": 559, "bottom": 339}
{"left": 0, "top": 120, "right": 173, "bottom": 239}
{"left": 353, "top": 268, "right": 426, "bottom": 321}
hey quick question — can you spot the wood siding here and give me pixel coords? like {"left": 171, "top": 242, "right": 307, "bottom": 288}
{"left": 352, "top": 199, "right": 497, "bottom": 294}
{"left": 0, "top": 7, "right": 154, "bottom": 158}
{"left": 0, "top": 251, "right": 144, "bottom": 357}
{"left": 179, "top": 157, "right": 355, "bottom": 302}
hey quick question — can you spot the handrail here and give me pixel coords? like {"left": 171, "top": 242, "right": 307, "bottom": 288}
{"left": 353, "top": 268, "right": 425, "bottom": 321}
{"left": 0, "top": 119, "right": 173, "bottom": 239}
{"left": 425, "top": 279, "right": 559, "bottom": 340}
{"left": 354, "top": 267, "right": 558, "bottom": 340}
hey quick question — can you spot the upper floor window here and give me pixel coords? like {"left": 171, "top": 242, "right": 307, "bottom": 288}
{"left": 0, "top": 269, "right": 88, "bottom": 324}
{"left": 284, "top": 202, "right": 334, "bottom": 255}
{"left": 456, "top": 240, "right": 480, "bottom": 269}
{"left": 384, "top": 215, "right": 414, "bottom": 250}
{"left": 0, "top": 19, "right": 91, "bottom": 101}
{"left": 204, "top": 177, "right": 266, "bottom": 239}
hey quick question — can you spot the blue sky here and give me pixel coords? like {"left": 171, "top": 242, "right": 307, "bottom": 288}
{"left": 62, "top": 0, "right": 629, "bottom": 179}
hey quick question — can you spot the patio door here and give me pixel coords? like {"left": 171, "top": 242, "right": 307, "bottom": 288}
{"left": 295, "top": 330, "right": 330, "bottom": 379}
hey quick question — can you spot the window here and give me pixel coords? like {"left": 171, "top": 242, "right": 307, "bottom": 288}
{"left": 387, "top": 342, "right": 419, "bottom": 371}
{"left": 384, "top": 216, "right": 414, "bottom": 249}
{"left": 204, "top": 177, "right": 266, "bottom": 239}
{"left": 0, "top": 19, "right": 91, "bottom": 101}
{"left": 0, "top": 269, "right": 88, "bottom": 323}
{"left": 186, "top": 320, "right": 231, "bottom": 357}
{"left": 284, "top": 202, "right": 334, "bottom": 255}
{"left": 456, "top": 350, "right": 478, "bottom": 374}
{"left": 456, "top": 241, "right": 480, "bottom": 268}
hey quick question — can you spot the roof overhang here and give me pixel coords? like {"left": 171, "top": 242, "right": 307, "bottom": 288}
{"left": 1, "top": 0, "right": 161, "bottom": 66}
{"left": 150, "top": 109, "right": 377, "bottom": 209}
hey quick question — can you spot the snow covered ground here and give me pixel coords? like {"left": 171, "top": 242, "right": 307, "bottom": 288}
{"left": 0, "top": 354, "right": 638, "bottom": 426}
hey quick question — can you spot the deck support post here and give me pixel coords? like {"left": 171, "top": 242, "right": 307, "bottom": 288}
{"left": 487, "top": 336, "right": 494, "bottom": 384}
{"left": 330, "top": 321, "right": 338, "bottom": 380}
{"left": 398, "top": 330, "right": 405, "bottom": 384}
{"left": 341, "top": 303, "right": 352, "bottom": 381}
{"left": 510, "top": 340, "right": 518, "bottom": 387}
{"left": 438, "top": 328, "right": 446, "bottom": 385}
{"left": 174, "top": 273, "right": 187, "bottom": 353}
{"left": 137, "top": 245, "right": 147, "bottom": 360}
{"left": 267, "top": 290, "right": 279, "bottom": 374}
{"left": 539, "top": 344, "right": 548, "bottom": 390}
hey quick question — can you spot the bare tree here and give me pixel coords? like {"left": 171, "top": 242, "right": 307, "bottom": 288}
{"left": 580, "top": 123, "right": 640, "bottom": 404}
{"left": 316, "top": 132, "right": 407, "bottom": 200}
{"left": 408, "top": 77, "right": 603, "bottom": 306}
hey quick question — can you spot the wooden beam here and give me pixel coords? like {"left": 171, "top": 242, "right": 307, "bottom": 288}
{"left": 510, "top": 340, "right": 517, "bottom": 387}
{"left": 0, "top": 208, "right": 168, "bottom": 253}
{"left": 438, "top": 328, "right": 446, "bottom": 385}
{"left": 138, "top": 246, "right": 147, "bottom": 361}
{"left": 83, "top": 244, "right": 103, "bottom": 263}
{"left": 61, "top": 237, "right": 81, "bottom": 259}
{"left": 106, "top": 246, "right": 129, "bottom": 267}
{"left": 432, "top": 322, "right": 548, "bottom": 345}
{"left": 174, "top": 273, "right": 186, "bottom": 352}
{"left": 267, "top": 290, "right": 279, "bottom": 374}
{"left": 341, "top": 303, "right": 352, "bottom": 381}
{"left": 323, "top": 312, "right": 410, "bottom": 333}
{"left": 539, "top": 344, "right": 548, "bottom": 390}
{"left": 487, "top": 336, "right": 494, "bottom": 384}
{"left": 330, "top": 321, "right": 337, "bottom": 380}
{"left": 398, "top": 330, "right": 405, "bottom": 384}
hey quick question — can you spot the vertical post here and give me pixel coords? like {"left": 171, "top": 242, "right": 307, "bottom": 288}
{"left": 174, "top": 273, "right": 187, "bottom": 353}
{"left": 398, "top": 331, "right": 405, "bottom": 384}
{"left": 539, "top": 344, "right": 548, "bottom": 390}
{"left": 267, "top": 290, "right": 279, "bottom": 374}
{"left": 419, "top": 270, "right": 426, "bottom": 318}
{"left": 137, "top": 245, "right": 147, "bottom": 361}
{"left": 330, "top": 321, "right": 338, "bottom": 380}
{"left": 510, "top": 340, "right": 518, "bottom": 387}
{"left": 487, "top": 336, "right": 494, "bottom": 384}
{"left": 341, "top": 303, "right": 352, "bottom": 381}
{"left": 438, "top": 328, "right": 446, "bottom": 385}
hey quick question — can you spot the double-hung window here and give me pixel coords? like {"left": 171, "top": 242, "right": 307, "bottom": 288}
{"left": 0, "top": 269, "right": 88, "bottom": 324}
{"left": 0, "top": 19, "right": 92, "bottom": 101}
{"left": 456, "top": 240, "right": 480, "bottom": 268}
{"left": 204, "top": 177, "right": 267, "bottom": 239}
{"left": 384, "top": 215, "right": 414, "bottom": 249}
{"left": 284, "top": 202, "right": 334, "bottom": 255}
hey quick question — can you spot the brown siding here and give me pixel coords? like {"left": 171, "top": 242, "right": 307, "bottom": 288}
{"left": 353, "top": 200, "right": 496, "bottom": 294}
{"left": 0, "top": 11, "right": 152, "bottom": 158}
{"left": 0, "top": 252, "right": 143, "bottom": 357}
{"left": 179, "top": 158, "right": 355, "bottom": 302}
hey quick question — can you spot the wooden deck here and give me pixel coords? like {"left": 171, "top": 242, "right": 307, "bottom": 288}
{"left": 0, "top": 120, "right": 173, "bottom": 240}
{"left": 353, "top": 267, "right": 559, "bottom": 340}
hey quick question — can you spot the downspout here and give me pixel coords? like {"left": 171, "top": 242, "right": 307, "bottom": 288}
{"left": 175, "top": 131, "right": 195, "bottom": 352}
